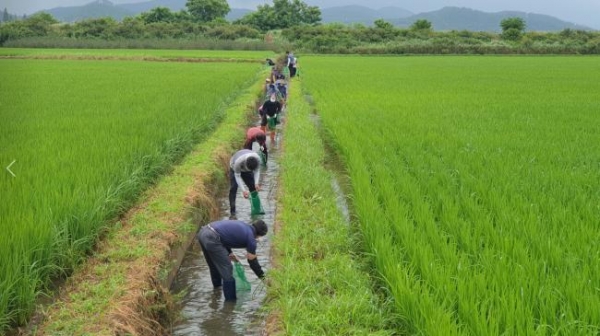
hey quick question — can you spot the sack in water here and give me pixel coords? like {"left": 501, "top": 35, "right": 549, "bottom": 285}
{"left": 250, "top": 191, "right": 265, "bottom": 215}
{"left": 234, "top": 261, "right": 251, "bottom": 291}
{"left": 267, "top": 116, "right": 276, "bottom": 130}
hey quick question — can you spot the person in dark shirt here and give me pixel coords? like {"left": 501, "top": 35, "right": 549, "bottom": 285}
{"left": 197, "top": 219, "right": 268, "bottom": 301}
{"left": 244, "top": 126, "right": 268, "bottom": 164}
{"left": 260, "top": 93, "right": 282, "bottom": 142}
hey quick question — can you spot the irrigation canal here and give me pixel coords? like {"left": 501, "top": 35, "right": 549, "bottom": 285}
{"left": 169, "top": 124, "right": 281, "bottom": 336}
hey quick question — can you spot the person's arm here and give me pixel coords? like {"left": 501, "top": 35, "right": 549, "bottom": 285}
{"left": 232, "top": 159, "right": 249, "bottom": 194}
{"left": 247, "top": 255, "right": 264, "bottom": 279}
{"left": 235, "top": 172, "right": 248, "bottom": 194}
{"left": 246, "top": 235, "right": 264, "bottom": 279}
{"left": 261, "top": 142, "right": 268, "bottom": 162}
{"left": 254, "top": 167, "right": 260, "bottom": 188}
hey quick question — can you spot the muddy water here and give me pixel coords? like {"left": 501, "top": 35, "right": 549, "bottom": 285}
{"left": 170, "top": 132, "right": 282, "bottom": 336}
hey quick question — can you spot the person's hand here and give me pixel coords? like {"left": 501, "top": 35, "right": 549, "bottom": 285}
{"left": 256, "top": 184, "right": 262, "bottom": 191}
{"left": 243, "top": 190, "right": 249, "bottom": 198}
{"left": 229, "top": 253, "right": 239, "bottom": 262}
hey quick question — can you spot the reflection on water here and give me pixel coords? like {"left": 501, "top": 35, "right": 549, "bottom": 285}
{"left": 170, "top": 133, "right": 281, "bottom": 336}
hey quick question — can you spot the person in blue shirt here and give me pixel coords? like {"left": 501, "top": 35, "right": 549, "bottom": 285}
{"left": 197, "top": 219, "right": 268, "bottom": 301}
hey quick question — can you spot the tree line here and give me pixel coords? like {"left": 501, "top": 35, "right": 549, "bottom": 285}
{"left": 1, "top": 0, "right": 599, "bottom": 54}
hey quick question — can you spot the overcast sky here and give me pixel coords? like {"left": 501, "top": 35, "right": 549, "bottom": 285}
{"left": 1, "top": 0, "right": 599, "bottom": 29}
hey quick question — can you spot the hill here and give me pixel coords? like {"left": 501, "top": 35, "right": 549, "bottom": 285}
{"left": 118, "top": 0, "right": 185, "bottom": 13}
{"left": 43, "top": 0, "right": 134, "bottom": 22}
{"left": 392, "top": 7, "right": 591, "bottom": 32}
{"left": 321, "top": 5, "right": 413, "bottom": 25}
{"left": 38, "top": 1, "right": 592, "bottom": 32}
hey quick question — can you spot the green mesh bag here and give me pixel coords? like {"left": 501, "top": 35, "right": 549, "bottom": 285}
{"left": 250, "top": 190, "right": 265, "bottom": 215}
{"left": 259, "top": 150, "right": 267, "bottom": 166}
{"left": 267, "top": 116, "right": 277, "bottom": 130}
{"left": 234, "top": 261, "right": 251, "bottom": 291}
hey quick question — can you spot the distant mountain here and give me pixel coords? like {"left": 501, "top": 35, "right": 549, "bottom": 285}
{"left": 43, "top": 0, "right": 134, "bottom": 22}
{"left": 118, "top": 0, "right": 185, "bottom": 13}
{"left": 38, "top": 1, "right": 591, "bottom": 32}
{"left": 118, "top": 0, "right": 249, "bottom": 20}
{"left": 321, "top": 5, "right": 412, "bottom": 25}
{"left": 226, "top": 8, "right": 252, "bottom": 21}
{"left": 41, "top": 0, "right": 248, "bottom": 22}
{"left": 391, "top": 7, "right": 591, "bottom": 32}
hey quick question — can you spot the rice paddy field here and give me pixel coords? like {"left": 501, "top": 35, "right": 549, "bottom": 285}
{"left": 301, "top": 56, "right": 600, "bottom": 335}
{"left": 0, "top": 54, "right": 264, "bottom": 330}
{"left": 2, "top": 49, "right": 599, "bottom": 335}
{"left": 0, "top": 47, "right": 273, "bottom": 60}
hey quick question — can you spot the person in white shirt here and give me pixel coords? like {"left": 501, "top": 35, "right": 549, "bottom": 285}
{"left": 228, "top": 149, "right": 261, "bottom": 216}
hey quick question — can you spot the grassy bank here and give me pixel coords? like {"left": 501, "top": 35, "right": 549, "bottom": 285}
{"left": 30, "top": 72, "right": 268, "bottom": 335}
{"left": 266, "top": 80, "right": 397, "bottom": 334}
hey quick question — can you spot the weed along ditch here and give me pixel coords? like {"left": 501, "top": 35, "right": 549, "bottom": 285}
{"left": 169, "top": 121, "right": 283, "bottom": 334}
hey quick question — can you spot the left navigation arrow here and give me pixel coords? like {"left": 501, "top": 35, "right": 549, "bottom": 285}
{"left": 6, "top": 160, "right": 16, "bottom": 177}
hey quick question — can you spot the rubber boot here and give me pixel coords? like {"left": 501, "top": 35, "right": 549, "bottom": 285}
{"left": 250, "top": 191, "right": 265, "bottom": 215}
{"left": 222, "top": 279, "right": 237, "bottom": 301}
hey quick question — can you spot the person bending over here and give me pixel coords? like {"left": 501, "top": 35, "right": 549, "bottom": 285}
{"left": 197, "top": 219, "right": 268, "bottom": 301}
{"left": 244, "top": 126, "right": 268, "bottom": 164}
{"left": 229, "top": 149, "right": 261, "bottom": 216}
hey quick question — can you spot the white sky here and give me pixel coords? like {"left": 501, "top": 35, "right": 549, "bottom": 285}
{"left": 1, "top": 0, "right": 598, "bottom": 29}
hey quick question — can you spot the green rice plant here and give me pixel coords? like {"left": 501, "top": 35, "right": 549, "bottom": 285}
{"left": 0, "top": 57, "right": 261, "bottom": 331}
{"left": 0, "top": 47, "right": 275, "bottom": 60}
{"left": 37, "top": 70, "right": 268, "bottom": 334}
{"left": 302, "top": 55, "right": 600, "bottom": 335}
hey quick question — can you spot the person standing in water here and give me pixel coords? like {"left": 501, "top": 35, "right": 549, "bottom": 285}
{"left": 260, "top": 93, "right": 282, "bottom": 142}
{"left": 197, "top": 219, "right": 268, "bottom": 301}
{"left": 228, "top": 149, "right": 261, "bottom": 217}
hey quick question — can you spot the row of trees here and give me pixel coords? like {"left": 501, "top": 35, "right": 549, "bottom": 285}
{"left": 0, "top": 0, "right": 320, "bottom": 45}
{"left": 1, "top": 8, "right": 22, "bottom": 22}
{"left": 282, "top": 20, "right": 600, "bottom": 54}
{"left": 1, "top": 0, "right": 599, "bottom": 54}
